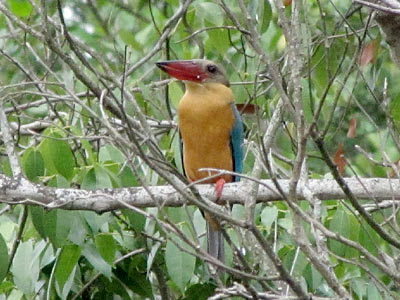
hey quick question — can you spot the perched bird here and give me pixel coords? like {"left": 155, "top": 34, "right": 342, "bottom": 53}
{"left": 156, "top": 59, "right": 244, "bottom": 262}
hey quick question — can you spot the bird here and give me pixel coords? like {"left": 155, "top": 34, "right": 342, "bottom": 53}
{"left": 156, "top": 59, "right": 244, "bottom": 263}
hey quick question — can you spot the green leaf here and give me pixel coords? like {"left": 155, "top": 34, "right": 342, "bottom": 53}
{"left": 7, "top": 0, "right": 32, "bottom": 18}
{"left": 367, "top": 283, "right": 382, "bottom": 300}
{"left": 25, "top": 104, "right": 48, "bottom": 118}
{"left": 95, "top": 233, "right": 116, "bottom": 265}
{"left": 193, "top": 2, "right": 224, "bottom": 26}
{"left": 40, "top": 243, "right": 55, "bottom": 269}
{"left": 79, "top": 211, "right": 109, "bottom": 234}
{"left": 120, "top": 165, "right": 139, "bottom": 187}
{"left": 165, "top": 236, "right": 196, "bottom": 292}
{"left": 119, "top": 29, "right": 141, "bottom": 50}
{"left": 260, "top": 205, "right": 278, "bottom": 229}
{"left": 81, "top": 167, "right": 96, "bottom": 189}
{"left": 81, "top": 165, "right": 113, "bottom": 189}
{"left": 99, "top": 144, "right": 125, "bottom": 163}
{"left": 206, "top": 29, "right": 229, "bottom": 55}
{"left": 122, "top": 209, "right": 146, "bottom": 233}
{"left": 328, "top": 206, "right": 349, "bottom": 256}
{"left": 39, "top": 130, "right": 75, "bottom": 180}
{"left": 0, "top": 281, "right": 14, "bottom": 295}
{"left": 10, "top": 240, "right": 39, "bottom": 296}
{"left": 97, "top": 276, "right": 132, "bottom": 300}
{"left": 43, "top": 210, "right": 72, "bottom": 248}
{"left": 390, "top": 94, "right": 400, "bottom": 127}
{"left": 48, "top": 174, "right": 70, "bottom": 188}
{"left": 30, "top": 206, "right": 47, "bottom": 239}
{"left": 171, "top": 131, "right": 183, "bottom": 174}
{"left": 83, "top": 243, "right": 112, "bottom": 278}
{"left": 22, "top": 149, "right": 44, "bottom": 182}
{"left": 0, "top": 234, "right": 9, "bottom": 283}
{"left": 260, "top": 0, "right": 272, "bottom": 33}
{"left": 168, "top": 81, "right": 184, "bottom": 109}
{"left": 114, "top": 262, "right": 153, "bottom": 298}
{"left": 55, "top": 244, "right": 81, "bottom": 291}
{"left": 183, "top": 282, "right": 216, "bottom": 300}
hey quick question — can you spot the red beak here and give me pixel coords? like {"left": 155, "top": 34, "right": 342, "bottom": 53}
{"left": 156, "top": 60, "right": 207, "bottom": 82}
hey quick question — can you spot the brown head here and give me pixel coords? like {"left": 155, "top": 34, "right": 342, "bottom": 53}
{"left": 156, "top": 59, "right": 230, "bottom": 87}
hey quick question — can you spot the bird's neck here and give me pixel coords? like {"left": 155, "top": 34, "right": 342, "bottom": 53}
{"left": 183, "top": 82, "right": 234, "bottom": 104}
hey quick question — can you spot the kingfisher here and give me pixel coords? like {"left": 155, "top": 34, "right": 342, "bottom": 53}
{"left": 156, "top": 59, "right": 244, "bottom": 262}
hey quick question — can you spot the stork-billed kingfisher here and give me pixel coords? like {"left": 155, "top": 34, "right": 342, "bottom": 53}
{"left": 156, "top": 59, "right": 244, "bottom": 262}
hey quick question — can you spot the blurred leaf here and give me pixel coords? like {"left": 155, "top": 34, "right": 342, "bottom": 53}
{"left": 360, "top": 40, "right": 379, "bottom": 67}
{"left": 119, "top": 29, "right": 141, "bottom": 50}
{"left": 122, "top": 209, "right": 146, "bottom": 233}
{"left": 83, "top": 242, "right": 112, "bottom": 278}
{"left": 352, "top": 278, "right": 367, "bottom": 300}
{"left": 347, "top": 118, "right": 357, "bottom": 138}
{"left": 97, "top": 276, "right": 132, "bottom": 300}
{"left": 165, "top": 236, "right": 196, "bottom": 292}
{"left": 99, "top": 144, "right": 126, "bottom": 163}
{"left": 206, "top": 29, "right": 229, "bottom": 55}
{"left": 120, "top": 165, "right": 139, "bottom": 187}
{"left": 7, "top": 0, "right": 32, "bottom": 18}
{"left": 236, "top": 103, "right": 257, "bottom": 114}
{"left": 168, "top": 81, "right": 184, "bottom": 109}
{"left": 333, "top": 143, "right": 346, "bottom": 176}
{"left": 40, "top": 243, "right": 55, "bottom": 269}
{"left": 43, "top": 210, "right": 72, "bottom": 248}
{"left": 25, "top": 104, "right": 48, "bottom": 118}
{"left": 22, "top": 149, "right": 44, "bottom": 182}
{"left": 260, "top": 205, "right": 278, "bottom": 230}
{"left": 283, "top": 0, "right": 292, "bottom": 6}
{"left": 193, "top": 2, "right": 224, "bottom": 26}
{"left": 389, "top": 94, "right": 400, "bottom": 126}
{"left": 81, "top": 165, "right": 113, "bottom": 189}
{"left": 303, "top": 263, "right": 323, "bottom": 292}
{"left": 0, "top": 234, "right": 9, "bottom": 283}
{"left": 95, "top": 233, "right": 116, "bottom": 265}
{"left": 0, "top": 281, "right": 14, "bottom": 294}
{"left": 172, "top": 131, "right": 183, "bottom": 174}
{"left": 261, "top": 0, "right": 272, "bottom": 33}
{"left": 367, "top": 283, "right": 382, "bottom": 300}
{"left": 48, "top": 174, "right": 70, "bottom": 188}
{"left": 329, "top": 205, "right": 349, "bottom": 256}
{"left": 79, "top": 211, "right": 110, "bottom": 234}
{"left": 359, "top": 222, "right": 380, "bottom": 257}
{"left": 55, "top": 244, "right": 81, "bottom": 292}
{"left": 6, "top": 289, "right": 24, "bottom": 300}
{"left": 30, "top": 206, "right": 47, "bottom": 239}
{"left": 114, "top": 261, "right": 153, "bottom": 298}
{"left": 183, "top": 282, "right": 216, "bottom": 300}
{"left": 10, "top": 240, "right": 39, "bottom": 296}
{"left": 39, "top": 130, "right": 75, "bottom": 180}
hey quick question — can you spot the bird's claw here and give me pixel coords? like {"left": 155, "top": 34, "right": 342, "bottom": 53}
{"left": 215, "top": 178, "right": 226, "bottom": 204}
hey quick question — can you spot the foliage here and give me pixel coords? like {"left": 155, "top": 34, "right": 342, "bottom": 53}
{"left": 0, "top": 0, "right": 399, "bottom": 299}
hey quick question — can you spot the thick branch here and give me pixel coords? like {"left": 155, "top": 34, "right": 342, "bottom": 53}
{"left": 0, "top": 174, "right": 399, "bottom": 212}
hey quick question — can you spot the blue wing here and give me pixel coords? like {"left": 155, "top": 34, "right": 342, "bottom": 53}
{"left": 179, "top": 131, "right": 185, "bottom": 177}
{"left": 230, "top": 104, "right": 244, "bottom": 182}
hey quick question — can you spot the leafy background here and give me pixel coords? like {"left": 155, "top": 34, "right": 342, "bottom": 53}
{"left": 0, "top": 0, "right": 400, "bottom": 299}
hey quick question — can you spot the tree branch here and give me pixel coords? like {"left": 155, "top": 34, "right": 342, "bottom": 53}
{"left": 0, "top": 174, "right": 399, "bottom": 211}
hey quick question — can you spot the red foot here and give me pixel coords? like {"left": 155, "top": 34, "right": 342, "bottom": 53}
{"left": 215, "top": 178, "right": 226, "bottom": 202}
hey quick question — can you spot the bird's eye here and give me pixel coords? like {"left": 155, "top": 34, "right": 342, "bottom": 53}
{"left": 207, "top": 65, "right": 217, "bottom": 73}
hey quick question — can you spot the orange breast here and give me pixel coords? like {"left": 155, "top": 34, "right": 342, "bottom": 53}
{"left": 178, "top": 82, "right": 235, "bottom": 183}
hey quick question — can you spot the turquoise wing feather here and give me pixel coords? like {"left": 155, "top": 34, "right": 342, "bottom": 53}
{"left": 230, "top": 104, "right": 244, "bottom": 182}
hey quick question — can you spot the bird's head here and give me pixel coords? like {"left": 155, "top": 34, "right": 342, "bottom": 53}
{"left": 156, "top": 59, "right": 230, "bottom": 87}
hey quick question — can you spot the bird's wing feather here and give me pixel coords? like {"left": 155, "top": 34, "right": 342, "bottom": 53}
{"left": 179, "top": 131, "right": 186, "bottom": 177}
{"left": 230, "top": 103, "right": 244, "bottom": 182}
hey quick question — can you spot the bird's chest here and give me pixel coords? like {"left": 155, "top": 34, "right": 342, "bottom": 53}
{"left": 178, "top": 98, "right": 234, "bottom": 144}
{"left": 177, "top": 91, "right": 235, "bottom": 182}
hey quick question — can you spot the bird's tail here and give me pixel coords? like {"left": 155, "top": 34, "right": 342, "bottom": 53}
{"left": 207, "top": 221, "right": 224, "bottom": 262}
